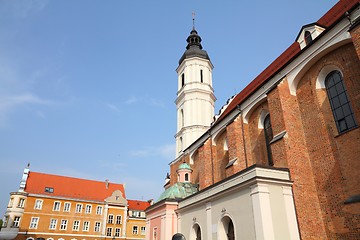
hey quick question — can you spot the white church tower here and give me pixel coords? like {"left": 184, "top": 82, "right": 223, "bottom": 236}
{"left": 175, "top": 20, "right": 216, "bottom": 157}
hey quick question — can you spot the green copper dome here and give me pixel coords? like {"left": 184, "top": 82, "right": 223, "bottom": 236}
{"left": 178, "top": 162, "right": 191, "bottom": 170}
{"left": 156, "top": 182, "right": 198, "bottom": 202}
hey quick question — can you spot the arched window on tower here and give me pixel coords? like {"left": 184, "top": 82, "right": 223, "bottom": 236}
{"left": 180, "top": 109, "right": 184, "bottom": 128}
{"left": 185, "top": 173, "right": 189, "bottom": 182}
{"left": 179, "top": 137, "right": 183, "bottom": 153}
{"left": 181, "top": 73, "right": 185, "bottom": 87}
{"left": 264, "top": 114, "right": 274, "bottom": 166}
{"left": 304, "top": 30, "right": 313, "bottom": 45}
{"left": 325, "top": 70, "right": 357, "bottom": 133}
{"left": 200, "top": 70, "right": 203, "bottom": 83}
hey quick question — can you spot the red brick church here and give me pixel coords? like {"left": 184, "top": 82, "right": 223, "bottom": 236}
{"left": 146, "top": 0, "right": 360, "bottom": 239}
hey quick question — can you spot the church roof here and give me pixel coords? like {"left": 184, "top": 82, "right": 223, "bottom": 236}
{"left": 215, "top": 0, "right": 359, "bottom": 123}
{"left": 156, "top": 182, "right": 198, "bottom": 202}
{"left": 24, "top": 171, "right": 126, "bottom": 202}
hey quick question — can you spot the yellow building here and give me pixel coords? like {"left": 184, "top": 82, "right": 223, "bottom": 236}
{"left": 125, "top": 200, "right": 149, "bottom": 240}
{"left": 0, "top": 166, "right": 148, "bottom": 240}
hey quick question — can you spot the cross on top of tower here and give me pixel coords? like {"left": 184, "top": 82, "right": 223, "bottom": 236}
{"left": 192, "top": 11, "right": 196, "bottom": 30}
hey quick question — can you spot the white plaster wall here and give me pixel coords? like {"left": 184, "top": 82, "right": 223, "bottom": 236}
{"left": 177, "top": 167, "right": 300, "bottom": 240}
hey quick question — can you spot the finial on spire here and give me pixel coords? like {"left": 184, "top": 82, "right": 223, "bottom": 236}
{"left": 192, "top": 11, "right": 196, "bottom": 30}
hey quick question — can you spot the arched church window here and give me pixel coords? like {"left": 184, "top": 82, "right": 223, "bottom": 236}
{"left": 181, "top": 73, "right": 185, "bottom": 87}
{"left": 185, "top": 173, "right": 189, "bottom": 182}
{"left": 325, "top": 70, "right": 357, "bottom": 133}
{"left": 200, "top": 70, "right": 203, "bottom": 83}
{"left": 264, "top": 114, "right": 274, "bottom": 166}
{"left": 304, "top": 30, "right": 312, "bottom": 45}
{"left": 196, "top": 227, "right": 201, "bottom": 240}
{"left": 227, "top": 219, "right": 234, "bottom": 240}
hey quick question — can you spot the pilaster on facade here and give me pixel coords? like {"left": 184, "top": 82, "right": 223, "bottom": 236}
{"left": 282, "top": 186, "right": 300, "bottom": 240}
{"left": 250, "top": 183, "right": 275, "bottom": 240}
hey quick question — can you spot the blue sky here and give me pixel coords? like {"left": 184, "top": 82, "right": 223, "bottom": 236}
{"left": 0, "top": 0, "right": 338, "bottom": 214}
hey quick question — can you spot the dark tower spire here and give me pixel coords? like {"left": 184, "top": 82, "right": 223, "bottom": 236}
{"left": 178, "top": 14, "right": 210, "bottom": 65}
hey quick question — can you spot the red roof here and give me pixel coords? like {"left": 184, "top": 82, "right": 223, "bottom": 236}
{"left": 25, "top": 171, "right": 126, "bottom": 201}
{"left": 216, "top": 0, "right": 359, "bottom": 123}
{"left": 128, "top": 199, "right": 150, "bottom": 211}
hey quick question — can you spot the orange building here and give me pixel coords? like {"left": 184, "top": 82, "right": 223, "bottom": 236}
{"left": 0, "top": 166, "right": 148, "bottom": 240}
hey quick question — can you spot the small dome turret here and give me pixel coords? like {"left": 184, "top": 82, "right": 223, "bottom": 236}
{"left": 178, "top": 162, "right": 191, "bottom": 170}
{"left": 177, "top": 162, "right": 192, "bottom": 183}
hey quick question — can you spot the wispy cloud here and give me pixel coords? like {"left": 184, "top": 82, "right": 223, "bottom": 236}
{"left": 0, "top": 93, "right": 53, "bottom": 127}
{"left": 150, "top": 98, "right": 165, "bottom": 108}
{"left": 106, "top": 103, "right": 121, "bottom": 113}
{"left": 124, "top": 95, "right": 166, "bottom": 108}
{"left": 0, "top": 0, "right": 49, "bottom": 19}
{"left": 130, "top": 143, "right": 175, "bottom": 160}
{"left": 125, "top": 96, "right": 139, "bottom": 105}
{"left": 0, "top": 93, "right": 53, "bottom": 112}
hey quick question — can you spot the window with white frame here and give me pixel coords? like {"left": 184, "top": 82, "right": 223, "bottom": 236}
{"left": 63, "top": 202, "right": 71, "bottom": 212}
{"left": 73, "top": 220, "right": 80, "bottom": 231}
{"left": 12, "top": 216, "right": 21, "bottom": 227}
{"left": 18, "top": 198, "right": 25, "bottom": 208}
{"left": 108, "top": 215, "right": 114, "bottom": 224}
{"left": 106, "top": 227, "right": 113, "bottom": 237}
{"left": 83, "top": 221, "right": 89, "bottom": 231}
{"left": 60, "top": 219, "right": 68, "bottom": 230}
{"left": 75, "top": 204, "right": 82, "bottom": 213}
{"left": 49, "top": 219, "right": 57, "bottom": 230}
{"left": 53, "top": 201, "right": 61, "bottom": 211}
{"left": 116, "top": 215, "right": 122, "bottom": 224}
{"left": 115, "top": 228, "right": 121, "bottom": 237}
{"left": 141, "top": 226, "right": 146, "bottom": 235}
{"left": 34, "top": 199, "right": 43, "bottom": 210}
{"left": 132, "top": 211, "right": 140, "bottom": 218}
{"left": 94, "top": 222, "right": 101, "bottom": 232}
{"left": 29, "top": 217, "right": 39, "bottom": 229}
{"left": 3, "top": 216, "right": 9, "bottom": 227}
{"left": 132, "top": 226, "right": 138, "bottom": 235}
{"left": 85, "top": 204, "right": 92, "bottom": 214}
{"left": 96, "top": 206, "right": 103, "bottom": 215}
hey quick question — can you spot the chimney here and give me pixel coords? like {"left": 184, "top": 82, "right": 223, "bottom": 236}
{"left": 105, "top": 179, "right": 109, "bottom": 189}
{"left": 19, "top": 163, "right": 30, "bottom": 192}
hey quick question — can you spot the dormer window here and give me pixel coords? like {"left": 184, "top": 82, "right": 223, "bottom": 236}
{"left": 296, "top": 23, "right": 325, "bottom": 49}
{"left": 304, "top": 31, "right": 313, "bottom": 45}
{"left": 45, "top": 187, "right": 54, "bottom": 193}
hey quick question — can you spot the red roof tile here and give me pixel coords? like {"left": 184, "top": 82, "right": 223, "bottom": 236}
{"left": 216, "top": 0, "right": 358, "bottom": 123}
{"left": 25, "top": 171, "right": 126, "bottom": 201}
{"left": 128, "top": 199, "right": 150, "bottom": 211}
